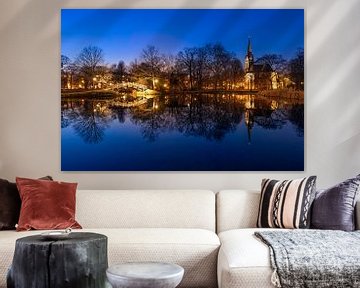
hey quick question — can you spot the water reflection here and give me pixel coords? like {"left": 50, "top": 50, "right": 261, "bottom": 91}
{"left": 62, "top": 93, "right": 304, "bottom": 145}
{"left": 62, "top": 100, "right": 112, "bottom": 144}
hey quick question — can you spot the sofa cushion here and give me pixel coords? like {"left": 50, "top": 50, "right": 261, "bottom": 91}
{"left": 217, "top": 228, "right": 279, "bottom": 288}
{"left": 0, "top": 179, "right": 20, "bottom": 230}
{"left": 216, "top": 190, "right": 260, "bottom": 233}
{"left": 257, "top": 177, "right": 317, "bottom": 229}
{"left": 76, "top": 190, "right": 216, "bottom": 231}
{"left": 0, "top": 176, "right": 52, "bottom": 230}
{"left": 0, "top": 228, "right": 220, "bottom": 288}
{"left": 311, "top": 174, "right": 360, "bottom": 231}
{"left": 16, "top": 177, "right": 81, "bottom": 231}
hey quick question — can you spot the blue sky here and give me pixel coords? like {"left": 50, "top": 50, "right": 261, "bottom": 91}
{"left": 61, "top": 9, "right": 304, "bottom": 65}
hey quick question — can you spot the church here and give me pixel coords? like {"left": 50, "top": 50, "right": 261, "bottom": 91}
{"left": 243, "top": 38, "right": 278, "bottom": 90}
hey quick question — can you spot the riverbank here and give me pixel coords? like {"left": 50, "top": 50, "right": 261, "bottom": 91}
{"left": 61, "top": 89, "right": 117, "bottom": 98}
{"left": 258, "top": 89, "right": 304, "bottom": 99}
{"left": 61, "top": 89, "right": 160, "bottom": 98}
{"left": 61, "top": 88, "right": 304, "bottom": 100}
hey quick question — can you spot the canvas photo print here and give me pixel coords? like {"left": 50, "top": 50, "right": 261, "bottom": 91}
{"left": 61, "top": 9, "right": 304, "bottom": 171}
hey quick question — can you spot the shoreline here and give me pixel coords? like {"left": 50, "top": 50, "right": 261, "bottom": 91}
{"left": 61, "top": 88, "right": 304, "bottom": 99}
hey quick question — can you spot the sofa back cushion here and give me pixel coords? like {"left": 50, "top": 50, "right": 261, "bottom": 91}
{"left": 76, "top": 190, "right": 216, "bottom": 231}
{"left": 216, "top": 190, "right": 260, "bottom": 233}
{"left": 311, "top": 175, "right": 360, "bottom": 231}
{"left": 217, "top": 189, "right": 360, "bottom": 233}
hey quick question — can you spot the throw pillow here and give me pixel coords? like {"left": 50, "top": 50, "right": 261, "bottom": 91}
{"left": 311, "top": 174, "right": 360, "bottom": 231}
{"left": 16, "top": 177, "right": 82, "bottom": 231}
{"left": 0, "top": 176, "right": 52, "bottom": 230}
{"left": 257, "top": 176, "right": 317, "bottom": 229}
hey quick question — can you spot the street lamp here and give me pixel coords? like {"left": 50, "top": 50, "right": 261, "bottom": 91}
{"left": 153, "top": 78, "right": 159, "bottom": 90}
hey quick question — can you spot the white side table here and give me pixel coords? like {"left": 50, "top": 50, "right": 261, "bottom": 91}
{"left": 106, "top": 262, "right": 184, "bottom": 288}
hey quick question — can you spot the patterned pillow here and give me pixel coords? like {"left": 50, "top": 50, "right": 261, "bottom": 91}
{"left": 257, "top": 176, "right": 317, "bottom": 229}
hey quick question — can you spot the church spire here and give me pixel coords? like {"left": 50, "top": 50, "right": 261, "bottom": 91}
{"left": 244, "top": 37, "right": 254, "bottom": 73}
{"left": 247, "top": 37, "right": 252, "bottom": 53}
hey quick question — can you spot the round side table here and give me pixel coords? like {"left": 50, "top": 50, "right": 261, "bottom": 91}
{"left": 106, "top": 262, "right": 184, "bottom": 288}
{"left": 7, "top": 232, "right": 108, "bottom": 288}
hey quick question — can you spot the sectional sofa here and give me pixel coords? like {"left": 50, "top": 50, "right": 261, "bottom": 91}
{"left": 0, "top": 189, "right": 359, "bottom": 288}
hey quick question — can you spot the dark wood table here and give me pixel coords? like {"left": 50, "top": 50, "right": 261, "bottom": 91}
{"left": 7, "top": 232, "right": 108, "bottom": 288}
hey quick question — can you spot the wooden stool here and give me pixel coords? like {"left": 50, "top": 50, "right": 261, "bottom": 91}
{"left": 7, "top": 232, "right": 108, "bottom": 288}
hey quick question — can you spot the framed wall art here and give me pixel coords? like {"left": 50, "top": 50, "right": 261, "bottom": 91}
{"left": 61, "top": 9, "right": 304, "bottom": 171}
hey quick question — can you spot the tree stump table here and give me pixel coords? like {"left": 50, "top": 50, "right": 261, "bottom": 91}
{"left": 7, "top": 232, "right": 108, "bottom": 288}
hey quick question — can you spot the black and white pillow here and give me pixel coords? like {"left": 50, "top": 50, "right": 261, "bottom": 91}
{"left": 257, "top": 176, "right": 317, "bottom": 229}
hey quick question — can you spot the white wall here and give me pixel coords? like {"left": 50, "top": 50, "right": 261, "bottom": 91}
{"left": 0, "top": 0, "right": 359, "bottom": 190}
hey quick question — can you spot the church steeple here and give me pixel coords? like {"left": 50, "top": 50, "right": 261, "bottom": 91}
{"left": 247, "top": 37, "right": 252, "bottom": 54}
{"left": 244, "top": 37, "right": 254, "bottom": 73}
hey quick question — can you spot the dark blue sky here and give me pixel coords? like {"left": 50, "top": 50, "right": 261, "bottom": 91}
{"left": 61, "top": 9, "right": 304, "bottom": 65}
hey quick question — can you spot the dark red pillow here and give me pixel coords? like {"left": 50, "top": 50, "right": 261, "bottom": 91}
{"left": 16, "top": 177, "right": 82, "bottom": 231}
{"left": 0, "top": 176, "right": 53, "bottom": 230}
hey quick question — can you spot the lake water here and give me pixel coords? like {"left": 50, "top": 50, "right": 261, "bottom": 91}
{"left": 61, "top": 93, "right": 304, "bottom": 171}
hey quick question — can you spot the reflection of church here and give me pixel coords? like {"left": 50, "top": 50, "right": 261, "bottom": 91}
{"left": 244, "top": 110, "right": 254, "bottom": 144}
{"left": 244, "top": 38, "right": 278, "bottom": 90}
{"left": 243, "top": 95, "right": 283, "bottom": 144}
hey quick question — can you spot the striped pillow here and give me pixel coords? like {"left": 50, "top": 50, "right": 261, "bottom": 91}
{"left": 257, "top": 176, "right": 317, "bottom": 229}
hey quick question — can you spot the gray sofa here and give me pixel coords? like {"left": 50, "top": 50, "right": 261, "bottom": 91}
{"left": 0, "top": 189, "right": 359, "bottom": 288}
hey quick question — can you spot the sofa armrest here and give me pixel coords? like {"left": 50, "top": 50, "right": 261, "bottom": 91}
{"left": 356, "top": 200, "right": 360, "bottom": 230}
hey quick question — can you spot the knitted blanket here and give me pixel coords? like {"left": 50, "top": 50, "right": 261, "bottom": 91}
{"left": 255, "top": 230, "right": 360, "bottom": 288}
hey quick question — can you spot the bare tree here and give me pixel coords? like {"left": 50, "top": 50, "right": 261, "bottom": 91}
{"left": 288, "top": 49, "right": 304, "bottom": 90}
{"left": 254, "top": 54, "right": 289, "bottom": 90}
{"left": 140, "top": 45, "right": 163, "bottom": 89}
{"left": 161, "top": 54, "right": 178, "bottom": 89}
{"left": 227, "top": 57, "right": 244, "bottom": 90}
{"left": 75, "top": 46, "right": 104, "bottom": 89}
{"left": 61, "top": 55, "right": 72, "bottom": 89}
{"left": 175, "top": 44, "right": 242, "bottom": 91}
{"left": 61, "top": 55, "right": 71, "bottom": 70}
{"left": 176, "top": 48, "right": 197, "bottom": 90}
{"left": 61, "top": 55, "right": 80, "bottom": 89}
{"left": 194, "top": 47, "right": 209, "bottom": 90}
{"left": 112, "top": 61, "right": 127, "bottom": 84}
{"left": 207, "top": 43, "right": 232, "bottom": 90}
{"left": 257, "top": 54, "right": 287, "bottom": 74}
